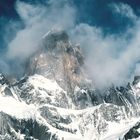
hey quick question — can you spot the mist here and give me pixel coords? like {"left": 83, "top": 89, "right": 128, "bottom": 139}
{"left": 70, "top": 3, "right": 140, "bottom": 88}
{"left": 2, "top": 0, "right": 140, "bottom": 88}
{"left": 7, "top": 0, "right": 76, "bottom": 60}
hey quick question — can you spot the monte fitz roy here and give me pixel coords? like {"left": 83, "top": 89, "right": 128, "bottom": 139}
{"left": 1, "top": 0, "right": 140, "bottom": 139}
{"left": 0, "top": 30, "right": 139, "bottom": 140}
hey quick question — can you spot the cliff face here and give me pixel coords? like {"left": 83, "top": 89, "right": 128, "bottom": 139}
{"left": 26, "top": 30, "right": 86, "bottom": 91}
{"left": 25, "top": 30, "right": 94, "bottom": 109}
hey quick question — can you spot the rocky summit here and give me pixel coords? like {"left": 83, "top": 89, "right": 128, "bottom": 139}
{"left": 0, "top": 31, "right": 140, "bottom": 140}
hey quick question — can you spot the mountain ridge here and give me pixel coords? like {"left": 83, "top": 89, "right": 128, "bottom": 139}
{"left": 0, "top": 30, "right": 140, "bottom": 139}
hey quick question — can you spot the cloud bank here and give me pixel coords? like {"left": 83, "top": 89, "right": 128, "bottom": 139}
{"left": 70, "top": 3, "right": 140, "bottom": 88}
{"left": 7, "top": 0, "right": 76, "bottom": 60}
{"left": 2, "top": 0, "right": 140, "bottom": 88}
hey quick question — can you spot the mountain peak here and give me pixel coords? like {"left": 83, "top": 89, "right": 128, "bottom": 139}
{"left": 25, "top": 30, "right": 87, "bottom": 92}
{"left": 42, "top": 29, "right": 68, "bottom": 41}
{"left": 41, "top": 30, "right": 69, "bottom": 51}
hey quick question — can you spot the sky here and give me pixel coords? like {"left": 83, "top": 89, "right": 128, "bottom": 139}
{"left": 1, "top": 0, "right": 140, "bottom": 88}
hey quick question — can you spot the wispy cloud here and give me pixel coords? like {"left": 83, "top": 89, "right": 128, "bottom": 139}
{"left": 3, "top": 1, "right": 140, "bottom": 88}
{"left": 70, "top": 3, "right": 140, "bottom": 88}
{"left": 7, "top": 0, "right": 76, "bottom": 60}
{"left": 110, "top": 2, "right": 137, "bottom": 21}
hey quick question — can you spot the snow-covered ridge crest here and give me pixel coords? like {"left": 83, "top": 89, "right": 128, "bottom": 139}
{"left": 0, "top": 72, "right": 140, "bottom": 139}
{"left": 11, "top": 73, "right": 140, "bottom": 139}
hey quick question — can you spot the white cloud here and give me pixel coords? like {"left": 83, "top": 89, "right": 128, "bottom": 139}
{"left": 0, "top": 60, "right": 10, "bottom": 74}
{"left": 5, "top": 1, "right": 140, "bottom": 88}
{"left": 110, "top": 3, "right": 137, "bottom": 21}
{"left": 70, "top": 19, "right": 140, "bottom": 88}
{"left": 7, "top": 0, "right": 76, "bottom": 60}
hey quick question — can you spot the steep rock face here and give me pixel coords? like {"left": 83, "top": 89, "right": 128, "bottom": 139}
{"left": 0, "top": 74, "right": 18, "bottom": 99}
{"left": 14, "top": 75, "right": 70, "bottom": 108}
{"left": 123, "top": 121, "right": 140, "bottom": 140}
{"left": 0, "top": 112, "right": 50, "bottom": 140}
{"left": 102, "top": 76, "right": 140, "bottom": 116}
{"left": 0, "top": 74, "right": 9, "bottom": 85}
{"left": 25, "top": 30, "right": 94, "bottom": 109}
{"left": 26, "top": 31, "right": 86, "bottom": 91}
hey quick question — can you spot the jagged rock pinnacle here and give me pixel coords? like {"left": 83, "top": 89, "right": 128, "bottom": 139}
{"left": 25, "top": 30, "right": 87, "bottom": 91}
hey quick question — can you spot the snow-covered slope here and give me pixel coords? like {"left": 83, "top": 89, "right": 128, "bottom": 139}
{"left": 0, "top": 73, "right": 140, "bottom": 140}
{"left": 0, "top": 30, "right": 140, "bottom": 140}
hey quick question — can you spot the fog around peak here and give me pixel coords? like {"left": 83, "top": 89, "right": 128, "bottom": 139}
{"left": 1, "top": 0, "right": 140, "bottom": 88}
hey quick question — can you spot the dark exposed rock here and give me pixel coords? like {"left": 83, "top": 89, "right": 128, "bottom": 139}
{"left": 124, "top": 122, "right": 140, "bottom": 140}
{"left": 25, "top": 31, "right": 86, "bottom": 90}
{"left": 39, "top": 106, "right": 72, "bottom": 125}
{"left": 0, "top": 111, "right": 51, "bottom": 140}
{"left": 3, "top": 87, "right": 13, "bottom": 97}
{"left": 133, "top": 76, "right": 140, "bottom": 85}
{"left": 0, "top": 74, "right": 9, "bottom": 85}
